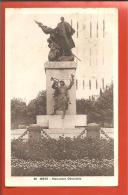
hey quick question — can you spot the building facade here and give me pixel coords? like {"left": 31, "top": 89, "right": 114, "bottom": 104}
{"left": 68, "top": 9, "right": 116, "bottom": 99}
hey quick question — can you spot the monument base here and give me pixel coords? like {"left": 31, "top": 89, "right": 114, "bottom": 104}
{"left": 42, "top": 127, "right": 86, "bottom": 139}
{"left": 37, "top": 115, "right": 87, "bottom": 129}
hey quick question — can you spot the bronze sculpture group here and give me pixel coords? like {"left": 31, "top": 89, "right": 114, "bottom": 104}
{"left": 35, "top": 17, "right": 75, "bottom": 61}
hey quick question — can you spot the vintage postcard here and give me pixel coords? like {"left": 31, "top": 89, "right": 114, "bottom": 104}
{"left": 5, "top": 8, "right": 118, "bottom": 186}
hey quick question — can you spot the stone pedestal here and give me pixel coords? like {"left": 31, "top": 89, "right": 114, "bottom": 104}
{"left": 37, "top": 115, "right": 87, "bottom": 129}
{"left": 34, "top": 61, "right": 87, "bottom": 139}
{"left": 86, "top": 123, "right": 100, "bottom": 139}
{"left": 45, "top": 61, "right": 77, "bottom": 115}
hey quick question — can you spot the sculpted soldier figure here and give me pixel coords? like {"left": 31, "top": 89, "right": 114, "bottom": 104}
{"left": 55, "top": 17, "right": 75, "bottom": 58}
{"left": 51, "top": 74, "right": 74, "bottom": 119}
{"left": 35, "top": 17, "right": 75, "bottom": 61}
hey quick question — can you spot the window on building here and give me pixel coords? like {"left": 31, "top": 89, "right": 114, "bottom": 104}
{"left": 96, "top": 80, "right": 98, "bottom": 89}
{"left": 103, "top": 19, "right": 105, "bottom": 38}
{"left": 102, "top": 78, "right": 104, "bottom": 89}
{"left": 89, "top": 80, "right": 91, "bottom": 90}
{"left": 76, "top": 79, "right": 78, "bottom": 90}
{"left": 97, "top": 21, "right": 98, "bottom": 38}
{"left": 83, "top": 80, "right": 85, "bottom": 89}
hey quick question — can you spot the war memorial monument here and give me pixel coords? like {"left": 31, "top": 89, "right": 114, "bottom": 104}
{"left": 27, "top": 17, "right": 89, "bottom": 140}
{"left": 9, "top": 10, "right": 115, "bottom": 181}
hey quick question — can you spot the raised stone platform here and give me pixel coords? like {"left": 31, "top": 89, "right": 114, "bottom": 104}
{"left": 37, "top": 115, "right": 87, "bottom": 129}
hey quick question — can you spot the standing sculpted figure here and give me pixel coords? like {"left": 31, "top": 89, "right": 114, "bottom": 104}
{"left": 51, "top": 74, "right": 74, "bottom": 119}
{"left": 35, "top": 17, "right": 75, "bottom": 61}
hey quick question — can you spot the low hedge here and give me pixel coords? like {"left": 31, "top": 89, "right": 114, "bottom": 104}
{"left": 11, "top": 158, "right": 114, "bottom": 176}
{"left": 11, "top": 137, "right": 114, "bottom": 161}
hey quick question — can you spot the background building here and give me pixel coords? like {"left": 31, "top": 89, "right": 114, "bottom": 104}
{"left": 70, "top": 9, "right": 116, "bottom": 99}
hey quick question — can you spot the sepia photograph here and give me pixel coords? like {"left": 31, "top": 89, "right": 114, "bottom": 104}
{"left": 5, "top": 8, "right": 118, "bottom": 186}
